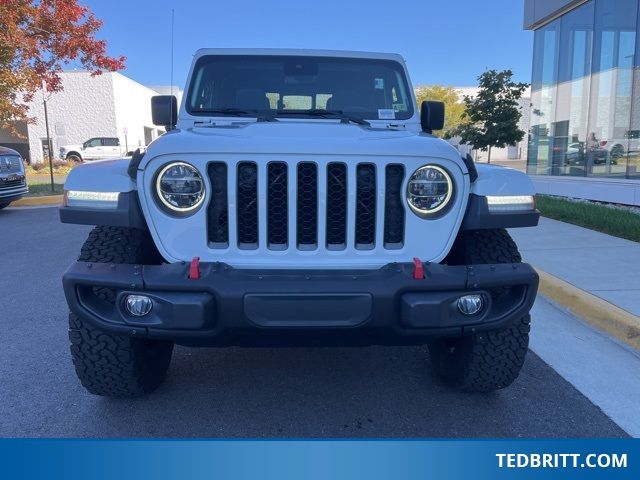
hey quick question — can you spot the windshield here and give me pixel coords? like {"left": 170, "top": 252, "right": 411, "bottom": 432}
{"left": 186, "top": 55, "right": 414, "bottom": 121}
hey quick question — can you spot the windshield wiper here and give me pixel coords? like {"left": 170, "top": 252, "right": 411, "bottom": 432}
{"left": 193, "top": 108, "right": 277, "bottom": 122}
{"left": 275, "top": 109, "right": 370, "bottom": 126}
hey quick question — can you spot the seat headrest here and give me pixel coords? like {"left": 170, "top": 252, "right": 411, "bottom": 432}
{"left": 235, "top": 89, "right": 270, "bottom": 110}
{"left": 326, "top": 90, "right": 382, "bottom": 112}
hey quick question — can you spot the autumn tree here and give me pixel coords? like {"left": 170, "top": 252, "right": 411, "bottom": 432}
{"left": 454, "top": 70, "right": 528, "bottom": 163}
{"left": 0, "top": 0, "right": 125, "bottom": 134}
{"left": 415, "top": 85, "right": 465, "bottom": 139}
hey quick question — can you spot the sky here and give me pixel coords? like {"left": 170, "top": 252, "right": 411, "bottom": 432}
{"left": 83, "top": 0, "right": 533, "bottom": 89}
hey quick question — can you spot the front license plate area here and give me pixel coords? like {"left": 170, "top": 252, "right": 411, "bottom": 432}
{"left": 244, "top": 293, "right": 372, "bottom": 327}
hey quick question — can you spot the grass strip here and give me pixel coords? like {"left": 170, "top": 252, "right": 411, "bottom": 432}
{"left": 536, "top": 195, "right": 640, "bottom": 243}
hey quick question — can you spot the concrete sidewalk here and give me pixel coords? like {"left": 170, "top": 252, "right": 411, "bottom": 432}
{"left": 510, "top": 217, "right": 640, "bottom": 316}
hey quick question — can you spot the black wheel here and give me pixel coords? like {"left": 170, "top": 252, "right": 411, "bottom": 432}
{"left": 431, "top": 229, "right": 530, "bottom": 392}
{"left": 66, "top": 153, "right": 82, "bottom": 163}
{"left": 68, "top": 226, "right": 173, "bottom": 398}
{"left": 0, "top": 202, "right": 10, "bottom": 210}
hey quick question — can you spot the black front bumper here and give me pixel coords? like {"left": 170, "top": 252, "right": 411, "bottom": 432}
{"left": 0, "top": 175, "right": 28, "bottom": 203}
{"left": 62, "top": 261, "right": 538, "bottom": 347}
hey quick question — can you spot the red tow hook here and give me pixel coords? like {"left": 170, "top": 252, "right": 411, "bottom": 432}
{"left": 189, "top": 256, "right": 201, "bottom": 280}
{"left": 412, "top": 257, "right": 425, "bottom": 280}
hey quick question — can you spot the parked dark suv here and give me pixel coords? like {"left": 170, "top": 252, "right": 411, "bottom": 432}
{"left": 0, "top": 146, "right": 28, "bottom": 209}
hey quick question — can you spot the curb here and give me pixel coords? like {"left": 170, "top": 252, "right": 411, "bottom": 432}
{"left": 12, "top": 195, "right": 63, "bottom": 207}
{"left": 537, "top": 268, "right": 640, "bottom": 351}
{"left": 25, "top": 174, "right": 67, "bottom": 182}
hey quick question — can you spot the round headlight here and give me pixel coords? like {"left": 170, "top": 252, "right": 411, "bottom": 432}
{"left": 406, "top": 165, "right": 453, "bottom": 217}
{"left": 155, "top": 162, "right": 205, "bottom": 214}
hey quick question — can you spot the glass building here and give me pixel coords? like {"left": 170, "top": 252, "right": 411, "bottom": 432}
{"left": 525, "top": 0, "right": 640, "bottom": 181}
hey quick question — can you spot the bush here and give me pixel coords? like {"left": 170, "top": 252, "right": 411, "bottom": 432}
{"left": 30, "top": 162, "right": 46, "bottom": 171}
{"left": 25, "top": 158, "right": 75, "bottom": 175}
{"left": 52, "top": 159, "right": 74, "bottom": 168}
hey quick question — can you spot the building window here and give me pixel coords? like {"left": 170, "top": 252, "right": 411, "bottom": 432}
{"left": 627, "top": 0, "right": 640, "bottom": 178}
{"left": 553, "top": 1, "right": 594, "bottom": 177}
{"left": 587, "top": 0, "right": 637, "bottom": 177}
{"left": 40, "top": 138, "right": 52, "bottom": 162}
{"left": 528, "top": 20, "right": 560, "bottom": 176}
{"left": 527, "top": 0, "right": 640, "bottom": 180}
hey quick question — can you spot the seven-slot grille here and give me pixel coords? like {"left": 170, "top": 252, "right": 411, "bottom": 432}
{"left": 206, "top": 161, "right": 405, "bottom": 251}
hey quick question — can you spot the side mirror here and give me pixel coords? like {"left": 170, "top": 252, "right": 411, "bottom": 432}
{"left": 151, "top": 95, "right": 178, "bottom": 129}
{"left": 420, "top": 100, "right": 445, "bottom": 134}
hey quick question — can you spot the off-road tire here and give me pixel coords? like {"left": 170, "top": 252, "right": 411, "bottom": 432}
{"left": 69, "top": 226, "right": 173, "bottom": 398}
{"left": 429, "top": 229, "right": 530, "bottom": 392}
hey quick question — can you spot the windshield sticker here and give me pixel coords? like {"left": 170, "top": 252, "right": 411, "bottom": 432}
{"left": 374, "top": 78, "right": 384, "bottom": 89}
{"left": 378, "top": 109, "right": 396, "bottom": 120}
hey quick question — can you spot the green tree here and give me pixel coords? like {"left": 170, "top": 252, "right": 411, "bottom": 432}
{"left": 415, "top": 85, "right": 465, "bottom": 139}
{"left": 454, "top": 70, "right": 528, "bottom": 163}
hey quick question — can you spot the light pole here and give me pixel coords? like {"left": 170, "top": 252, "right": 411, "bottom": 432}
{"left": 42, "top": 81, "right": 54, "bottom": 193}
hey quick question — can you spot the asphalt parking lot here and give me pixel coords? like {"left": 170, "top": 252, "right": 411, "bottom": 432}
{"left": 0, "top": 206, "right": 628, "bottom": 438}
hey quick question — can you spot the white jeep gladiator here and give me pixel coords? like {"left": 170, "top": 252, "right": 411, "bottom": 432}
{"left": 60, "top": 49, "right": 539, "bottom": 398}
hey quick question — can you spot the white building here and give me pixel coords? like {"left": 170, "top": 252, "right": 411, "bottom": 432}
{"left": 0, "top": 71, "right": 180, "bottom": 163}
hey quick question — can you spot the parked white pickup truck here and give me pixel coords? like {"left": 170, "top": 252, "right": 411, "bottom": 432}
{"left": 60, "top": 137, "right": 131, "bottom": 163}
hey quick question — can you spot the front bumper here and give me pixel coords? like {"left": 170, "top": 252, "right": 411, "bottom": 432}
{"left": 0, "top": 174, "right": 28, "bottom": 203}
{"left": 62, "top": 261, "right": 538, "bottom": 347}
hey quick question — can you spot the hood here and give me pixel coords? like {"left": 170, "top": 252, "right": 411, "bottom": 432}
{"left": 0, "top": 146, "right": 20, "bottom": 156}
{"left": 142, "top": 121, "right": 461, "bottom": 165}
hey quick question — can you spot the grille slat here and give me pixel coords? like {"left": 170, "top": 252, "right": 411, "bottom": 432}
{"left": 267, "top": 162, "right": 288, "bottom": 249}
{"left": 206, "top": 160, "right": 404, "bottom": 253}
{"left": 355, "top": 164, "right": 377, "bottom": 249}
{"left": 207, "top": 163, "right": 228, "bottom": 247}
{"left": 296, "top": 162, "right": 318, "bottom": 249}
{"left": 236, "top": 162, "right": 258, "bottom": 249}
{"left": 383, "top": 164, "right": 405, "bottom": 248}
{"left": 326, "top": 163, "right": 347, "bottom": 249}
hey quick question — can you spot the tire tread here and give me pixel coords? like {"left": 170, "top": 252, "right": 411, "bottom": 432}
{"left": 430, "top": 229, "right": 530, "bottom": 392}
{"left": 69, "top": 226, "right": 172, "bottom": 398}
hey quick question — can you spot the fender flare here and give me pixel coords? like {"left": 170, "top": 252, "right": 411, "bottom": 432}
{"left": 59, "top": 158, "right": 147, "bottom": 229}
{"left": 462, "top": 164, "right": 539, "bottom": 230}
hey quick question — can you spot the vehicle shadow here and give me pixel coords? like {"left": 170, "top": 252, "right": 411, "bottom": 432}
{"left": 78, "top": 344, "right": 626, "bottom": 438}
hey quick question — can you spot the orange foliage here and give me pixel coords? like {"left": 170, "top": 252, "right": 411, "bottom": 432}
{"left": 0, "top": 0, "right": 126, "bottom": 135}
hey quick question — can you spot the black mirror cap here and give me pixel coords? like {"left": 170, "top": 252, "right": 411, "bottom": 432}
{"left": 151, "top": 95, "right": 178, "bottom": 129}
{"left": 420, "top": 100, "right": 445, "bottom": 134}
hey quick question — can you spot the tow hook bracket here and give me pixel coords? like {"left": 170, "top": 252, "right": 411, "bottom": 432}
{"left": 412, "top": 257, "right": 425, "bottom": 280}
{"left": 189, "top": 257, "right": 201, "bottom": 280}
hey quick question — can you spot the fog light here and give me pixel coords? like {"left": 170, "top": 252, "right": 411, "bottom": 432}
{"left": 457, "top": 295, "right": 484, "bottom": 316}
{"left": 125, "top": 295, "right": 153, "bottom": 316}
